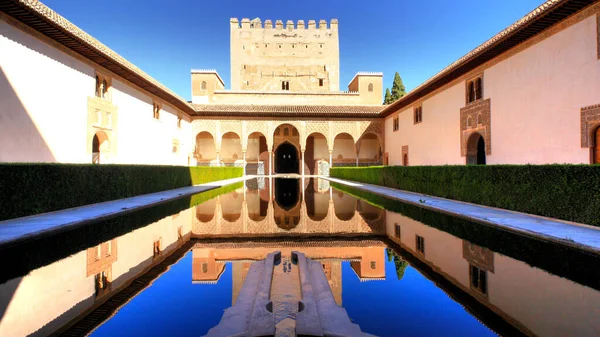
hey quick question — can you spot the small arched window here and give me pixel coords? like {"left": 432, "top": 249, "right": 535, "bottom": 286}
{"left": 275, "top": 128, "right": 281, "bottom": 136}
{"left": 477, "top": 113, "right": 483, "bottom": 125}
{"left": 467, "top": 116, "right": 473, "bottom": 128}
{"left": 201, "top": 81, "right": 207, "bottom": 90}
{"left": 284, "top": 128, "right": 289, "bottom": 136}
{"left": 95, "top": 76, "right": 101, "bottom": 97}
{"left": 101, "top": 79, "right": 108, "bottom": 99}
{"left": 468, "top": 81, "right": 475, "bottom": 103}
{"left": 368, "top": 83, "right": 374, "bottom": 92}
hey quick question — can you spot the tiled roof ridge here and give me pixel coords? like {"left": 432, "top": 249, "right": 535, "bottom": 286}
{"left": 12, "top": 0, "right": 195, "bottom": 112}
{"left": 215, "top": 89, "right": 360, "bottom": 95}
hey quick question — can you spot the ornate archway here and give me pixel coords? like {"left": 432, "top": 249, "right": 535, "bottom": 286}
{"left": 275, "top": 141, "right": 299, "bottom": 174}
{"left": 466, "top": 132, "right": 486, "bottom": 165}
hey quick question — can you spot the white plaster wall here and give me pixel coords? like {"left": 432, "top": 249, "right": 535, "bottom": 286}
{"left": 385, "top": 13, "right": 600, "bottom": 165}
{"left": 358, "top": 138, "right": 380, "bottom": 159}
{"left": 485, "top": 15, "right": 600, "bottom": 164}
{"left": 385, "top": 83, "right": 465, "bottom": 166}
{"left": 313, "top": 138, "right": 329, "bottom": 159}
{"left": 112, "top": 80, "right": 190, "bottom": 166}
{"left": 0, "top": 21, "right": 93, "bottom": 163}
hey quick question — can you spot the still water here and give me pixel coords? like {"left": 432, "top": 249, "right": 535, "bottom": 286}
{"left": 1, "top": 178, "right": 599, "bottom": 336}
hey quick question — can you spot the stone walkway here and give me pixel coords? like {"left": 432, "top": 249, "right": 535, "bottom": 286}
{"left": 0, "top": 176, "right": 251, "bottom": 249}
{"left": 326, "top": 177, "right": 600, "bottom": 255}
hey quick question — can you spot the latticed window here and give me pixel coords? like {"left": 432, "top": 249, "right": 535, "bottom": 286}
{"left": 470, "top": 265, "right": 488, "bottom": 295}
{"left": 393, "top": 117, "right": 399, "bottom": 132}
{"left": 466, "top": 76, "right": 483, "bottom": 104}
{"left": 282, "top": 81, "right": 290, "bottom": 90}
{"left": 416, "top": 235, "right": 425, "bottom": 254}
{"left": 414, "top": 106, "right": 423, "bottom": 124}
{"left": 368, "top": 83, "right": 373, "bottom": 92}
{"left": 394, "top": 224, "right": 401, "bottom": 238}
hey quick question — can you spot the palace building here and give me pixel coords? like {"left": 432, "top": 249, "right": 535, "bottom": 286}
{"left": 1, "top": 0, "right": 599, "bottom": 169}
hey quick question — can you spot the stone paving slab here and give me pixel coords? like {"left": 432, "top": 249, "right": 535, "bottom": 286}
{"left": 0, "top": 176, "right": 251, "bottom": 249}
{"left": 326, "top": 177, "right": 600, "bottom": 255}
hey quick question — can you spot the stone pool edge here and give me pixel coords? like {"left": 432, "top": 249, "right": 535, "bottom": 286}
{"left": 0, "top": 176, "right": 253, "bottom": 250}
{"left": 324, "top": 177, "right": 600, "bottom": 256}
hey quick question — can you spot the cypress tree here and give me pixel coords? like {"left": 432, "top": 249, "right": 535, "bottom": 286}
{"left": 391, "top": 72, "right": 406, "bottom": 101}
{"left": 384, "top": 88, "right": 392, "bottom": 104}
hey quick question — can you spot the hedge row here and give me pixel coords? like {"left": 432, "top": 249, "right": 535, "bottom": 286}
{"left": 0, "top": 164, "right": 243, "bottom": 221}
{"left": 330, "top": 165, "right": 600, "bottom": 227}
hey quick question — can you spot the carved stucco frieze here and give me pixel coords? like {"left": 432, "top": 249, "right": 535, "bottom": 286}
{"left": 581, "top": 104, "right": 600, "bottom": 148}
{"left": 460, "top": 98, "right": 491, "bottom": 156}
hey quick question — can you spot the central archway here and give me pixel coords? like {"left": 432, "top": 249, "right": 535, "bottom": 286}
{"left": 275, "top": 142, "right": 299, "bottom": 174}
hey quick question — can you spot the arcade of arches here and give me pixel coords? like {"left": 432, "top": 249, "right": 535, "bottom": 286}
{"left": 192, "top": 119, "right": 384, "bottom": 174}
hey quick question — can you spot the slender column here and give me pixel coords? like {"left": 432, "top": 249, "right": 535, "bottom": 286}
{"left": 243, "top": 151, "right": 246, "bottom": 176}
{"left": 268, "top": 151, "right": 272, "bottom": 176}
{"left": 356, "top": 154, "right": 359, "bottom": 167}
{"left": 301, "top": 150, "right": 305, "bottom": 176}
{"left": 329, "top": 151, "right": 333, "bottom": 171}
{"left": 216, "top": 152, "right": 220, "bottom": 167}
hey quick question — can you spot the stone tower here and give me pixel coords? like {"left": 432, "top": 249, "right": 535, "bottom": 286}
{"left": 230, "top": 18, "right": 340, "bottom": 92}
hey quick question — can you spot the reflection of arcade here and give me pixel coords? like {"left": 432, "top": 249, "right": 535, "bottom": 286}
{"left": 274, "top": 179, "right": 300, "bottom": 229}
{"left": 193, "top": 178, "right": 386, "bottom": 236}
{"left": 191, "top": 240, "right": 386, "bottom": 306}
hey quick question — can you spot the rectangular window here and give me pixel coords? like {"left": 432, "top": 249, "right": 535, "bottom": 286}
{"left": 466, "top": 76, "right": 483, "bottom": 104}
{"left": 153, "top": 103, "right": 160, "bottom": 120}
{"left": 153, "top": 240, "right": 161, "bottom": 257}
{"left": 177, "top": 117, "right": 182, "bottom": 129}
{"left": 106, "top": 241, "right": 112, "bottom": 256}
{"left": 470, "top": 265, "right": 488, "bottom": 295}
{"left": 319, "top": 79, "right": 324, "bottom": 87}
{"left": 414, "top": 106, "right": 423, "bottom": 124}
{"left": 394, "top": 224, "right": 401, "bottom": 238}
{"left": 282, "top": 81, "right": 289, "bottom": 91}
{"left": 416, "top": 235, "right": 425, "bottom": 254}
{"left": 393, "top": 117, "right": 399, "bottom": 132}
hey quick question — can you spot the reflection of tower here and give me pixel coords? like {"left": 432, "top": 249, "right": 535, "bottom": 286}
{"left": 192, "top": 249, "right": 226, "bottom": 284}
{"left": 349, "top": 247, "right": 386, "bottom": 281}
{"left": 232, "top": 261, "right": 253, "bottom": 305}
{"left": 320, "top": 260, "right": 342, "bottom": 305}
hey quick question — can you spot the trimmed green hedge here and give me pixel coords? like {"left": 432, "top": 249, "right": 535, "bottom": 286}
{"left": 0, "top": 164, "right": 242, "bottom": 221}
{"left": 331, "top": 165, "right": 600, "bottom": 226}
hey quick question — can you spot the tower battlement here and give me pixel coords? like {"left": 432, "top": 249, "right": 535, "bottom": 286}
{"left": 230, "top": 18, "right": 338, "bottom": 31}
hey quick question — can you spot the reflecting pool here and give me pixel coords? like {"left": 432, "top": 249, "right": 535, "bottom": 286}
{"left": 1, "top": 178, "right": 599, "bottom": 336}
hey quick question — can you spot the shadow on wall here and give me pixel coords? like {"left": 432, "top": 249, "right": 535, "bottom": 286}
{"left": 0, "top": 67, "right": 56, "bottom": 162}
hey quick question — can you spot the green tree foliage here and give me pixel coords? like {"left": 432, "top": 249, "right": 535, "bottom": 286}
{"left": 394, "top": 257, "right": 409, "bottom": 280}
{"left": 384, "top": 88, "right": 392, "bottom": 105}
{"left": 391, "top": 72, "right": 406, "bottom": 102}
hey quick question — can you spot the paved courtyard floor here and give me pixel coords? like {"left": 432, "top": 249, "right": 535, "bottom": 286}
{"left": 326, "top": 177, "right": 600, "bottom": 255}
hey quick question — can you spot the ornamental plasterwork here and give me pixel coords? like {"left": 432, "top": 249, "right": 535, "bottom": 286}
{"left": 460, "top": 98, "right": 491, "bottom": 156}
{"left": 581, "top": 104, "right": 600, "bottom": 148}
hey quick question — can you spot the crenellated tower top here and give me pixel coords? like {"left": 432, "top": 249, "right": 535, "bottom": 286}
{"left": 230, "top": 18, "right": 338, "bottom": 31}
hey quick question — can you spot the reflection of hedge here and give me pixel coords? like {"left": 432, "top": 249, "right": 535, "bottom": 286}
{"left": 0, "top": 164, "right": 242, "bottom": 221}
{"left": 1, "top": 182, "right": 243, "bottom": 283}
{"left": 332, "top": 182, "right": 600, "bottom": 291}
{"left": 331, "top": 165, "right": 600, "bottom": 226}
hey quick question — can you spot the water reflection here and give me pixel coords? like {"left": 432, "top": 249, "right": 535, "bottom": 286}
{"left": 193, "top": 178, "right": 386, "bottom": 236}
{"left": 0, "top": 179, "right": 598, "bottom": 337}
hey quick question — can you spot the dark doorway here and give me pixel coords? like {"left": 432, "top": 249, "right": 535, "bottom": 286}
{"left": 594, "top": 126, "right": 600, "bottom": 164}
{"left": 467, "top": 133, "right": 486, "bottom": 165}
{"left": 92, "top": 134, "right": 100, "bottom": 164}
{"left": 274, "top": 178, "right": 299, "bottom": 211}
{"left": 275, "top": 142, "right": 299, "bottom": 173}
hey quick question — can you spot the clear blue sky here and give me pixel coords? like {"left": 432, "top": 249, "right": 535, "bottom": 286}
{"left": 43, "top": 0, "right": 544, "bottom": 101}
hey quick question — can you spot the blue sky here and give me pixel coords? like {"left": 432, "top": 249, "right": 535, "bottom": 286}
{"left": 42, "top": 0, "right": 544, "bottom": 101}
